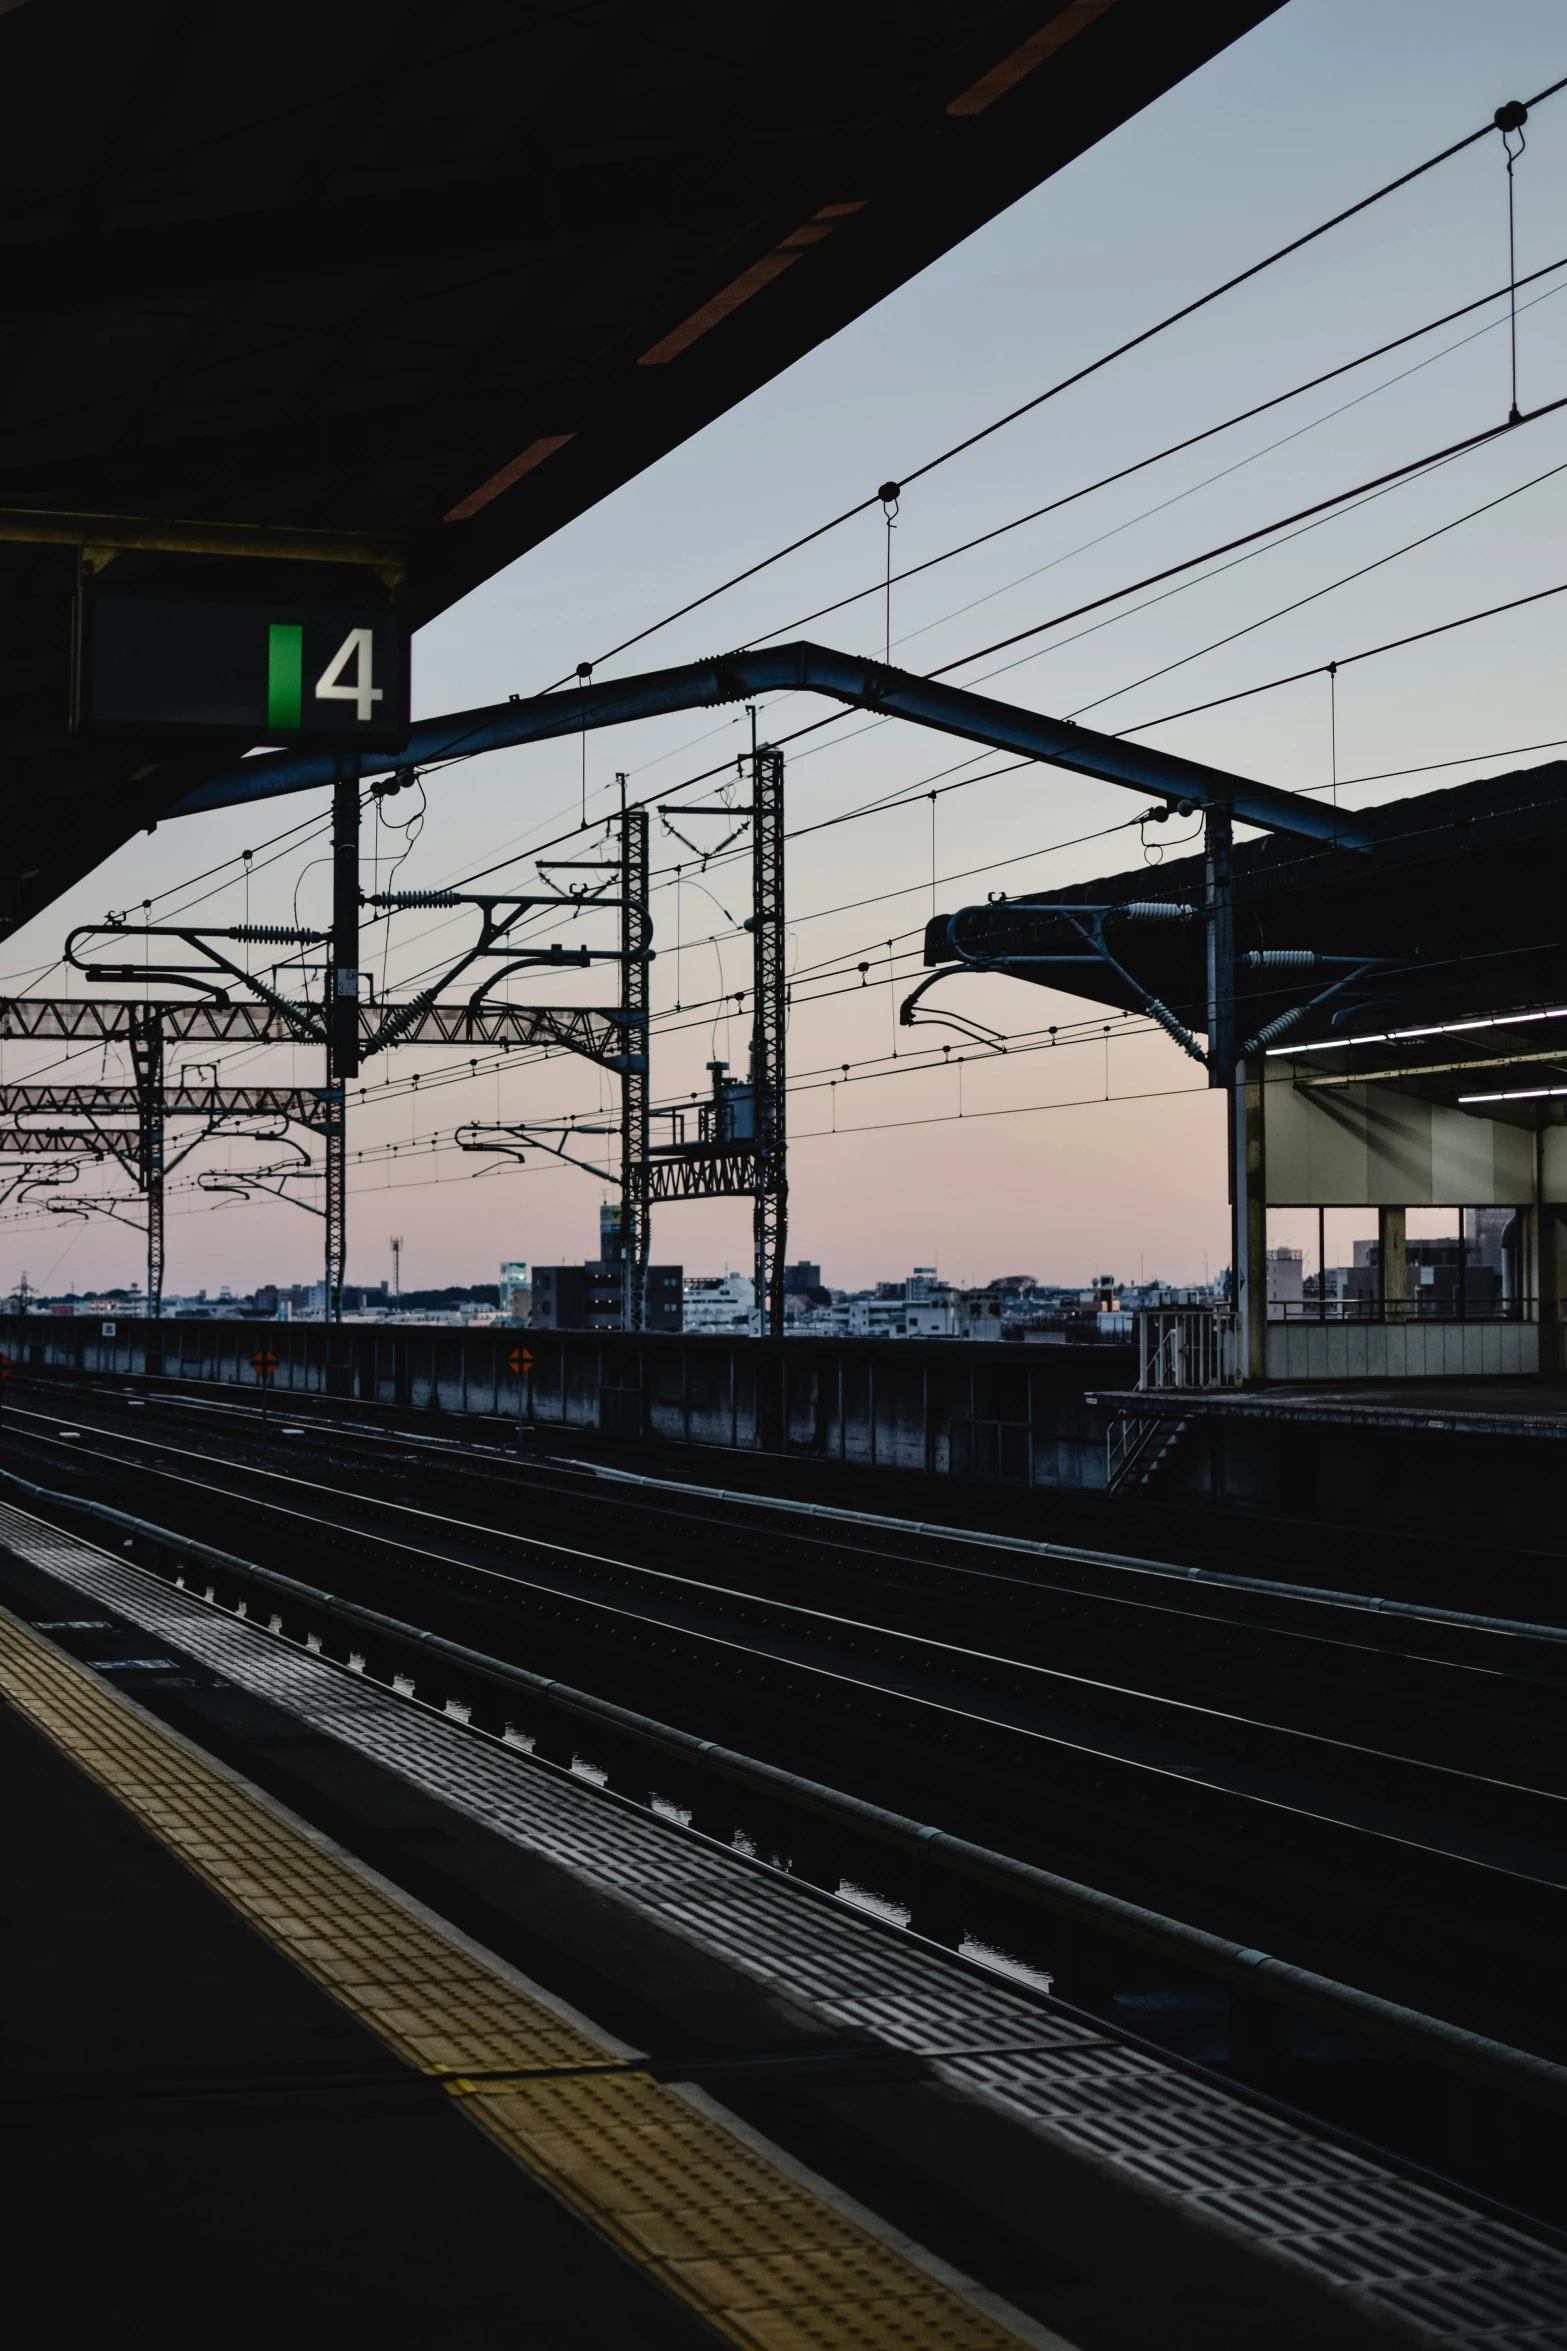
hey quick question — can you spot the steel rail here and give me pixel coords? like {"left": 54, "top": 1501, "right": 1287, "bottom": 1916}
{"left": 6, "top": 1468, "right": 1567, "bottom": 2128}
{"left": 556, "top": 1457, "right": 1567, "bottom": 1650}
{"left": 55, "top": 1373, "right": 1565, "bottom": 1646}
{"left": 8, "top": 1415, "right": 1566, "bottom": 1889}
{"left": 60, "top": 1390, "right": 1567, "bottom": 1765}
{"left": 8, "top": 1406, "right": 1551, "bottom": 1802}
{"left": 26, "top": 1379, "right": 1567, "bottom": 1699}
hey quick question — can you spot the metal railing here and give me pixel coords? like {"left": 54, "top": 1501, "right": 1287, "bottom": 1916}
{"left": 1272, "top": 1295, "right": 1536, "bottom": 1324}
{"left": 11, "top": 1464, "right": 1567, "bottom": 2128}
{"left": 1138, "top": 1306, "right": 1237, "bottom": 1390}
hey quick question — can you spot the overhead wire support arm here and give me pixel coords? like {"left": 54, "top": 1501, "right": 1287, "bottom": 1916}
{"left": 63, "top": 923, "right": 327, "bottom": 1043}
{"left": 902, "top": 898, "right": 1208, "bottom": 1068}
{"left": 455, "top": 1121, "right": 616, "bottom": 1180}
{"left": 361, "top": 889, "right": 651, "bottom": 1059}
{"left": 194, "top": 1118, "right": 326, "bottom": 1217}
{"left": 1241, "top": 958, "right": 1400, "bottom": 1058}
{"left": 170, "top": 643, "right": 1372, "bottom": 849}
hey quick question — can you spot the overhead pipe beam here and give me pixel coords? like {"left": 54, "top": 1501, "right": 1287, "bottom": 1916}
{"left": 169, "top": 643, "right": 1369, "bottom": 848}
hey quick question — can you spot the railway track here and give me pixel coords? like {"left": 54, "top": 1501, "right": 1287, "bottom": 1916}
{"left": 15, "top": 1381, "right": 1567, "bottom": 1755}
{"left": 16, "top": 1359, "right": 1567, "bottom": 1619}
{"left": 4, "top": 1381, "right": 1565, "bottom": 2068}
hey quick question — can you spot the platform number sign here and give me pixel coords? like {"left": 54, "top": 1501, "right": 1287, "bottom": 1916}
{"left": 267, "top": 624, "right": 383, "bottom": 731}
{"left": 82, "top": 595, "right": 409, "bottom": 749}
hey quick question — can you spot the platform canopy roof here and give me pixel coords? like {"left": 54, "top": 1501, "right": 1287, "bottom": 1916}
{"left": 0, "top": 0, "right": 1280, "bottom": 934}
{"left": 922, "top": 762, "right": 1567, "bottom": 1095}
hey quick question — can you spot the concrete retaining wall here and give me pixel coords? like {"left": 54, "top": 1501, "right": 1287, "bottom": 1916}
{"left": 0, "top": 1316, "right": 1133, "bottom": 1495}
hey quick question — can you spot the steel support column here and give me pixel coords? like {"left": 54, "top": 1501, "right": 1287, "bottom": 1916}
{"left": 1206, "top": 807, "right": 1255, "bottom": 1376}
{"left": 1538, "top": 1188, "right": 1567, "bottom": 1378}
{"left": 1204, "top": 808, "right": 1234, "bottom": 1088}
{"left": 1235, "top": 1057, "right": 1267, "bottom": 1382}
{"left": 1380, "top": 1205, "right": 1409, "bottom": 1324}
{"left": 751, "top": 746, "right": 787, "bottom": 1339}
{"left": 130, "top": 1009, "right": 164, "bottom": 1318}
{"left": 326, "top": 770, "right": 360, "bottom": 1322}
{"left": 619, "top": 794, "right": 650, "bottom": 1331}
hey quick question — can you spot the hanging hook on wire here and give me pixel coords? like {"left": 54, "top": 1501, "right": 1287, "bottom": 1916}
{"left": 1496, "top": 99, "right": 1529, "bottom": 424}
{"left": 878, "top": 480, "right": 901, "bottom": 665}
{"left": 576, "top": 661, "right": 593, "bottom": 826}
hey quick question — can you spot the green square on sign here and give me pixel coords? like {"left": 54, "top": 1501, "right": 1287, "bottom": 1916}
{"left": 267, "top": 623, "right": 304, "bottom": 730}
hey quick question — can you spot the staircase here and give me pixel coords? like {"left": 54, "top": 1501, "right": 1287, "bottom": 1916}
{"left": 1106, "top": 1411, "right": 1190, "bottom": 1496}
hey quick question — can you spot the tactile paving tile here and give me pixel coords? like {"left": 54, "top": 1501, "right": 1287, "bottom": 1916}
{"left": 8, "top": 1500, "right": 1567, "bottom": 2349}
{"left": 0, "top": 1599, "right": 1043, "bottom": 2351}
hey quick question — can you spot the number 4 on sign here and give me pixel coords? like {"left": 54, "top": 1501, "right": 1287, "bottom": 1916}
{"left": 315, "top": 628, "right": 383, "bottom": 724}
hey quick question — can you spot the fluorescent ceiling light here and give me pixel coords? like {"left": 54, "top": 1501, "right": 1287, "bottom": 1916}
{"left": 1275, "top": 1006, "right": 1567, "bottom": 1057}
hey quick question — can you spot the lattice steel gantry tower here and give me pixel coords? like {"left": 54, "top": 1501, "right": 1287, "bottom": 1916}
{"left": 326, "top": 769, "right": 361, "bottom": 1322}
{"left": 129, "top": 1009, "right": 166, "bottom": 1318}
{"left": 618, "top": 792, "right": 651, "bottom": 1330}
{"left": 750, "top": 745, "right": 787, "bottom": 1339}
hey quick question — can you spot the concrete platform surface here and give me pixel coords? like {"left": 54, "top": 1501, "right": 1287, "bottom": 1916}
{"left": 1, "top": 1686, "right": 709, "bottom": 2346}
{"left": 5, "top": 1501, "right": 1567, "bottom": 2350}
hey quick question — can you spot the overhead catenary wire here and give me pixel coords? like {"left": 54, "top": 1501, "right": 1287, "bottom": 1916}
{"left": 370, "top": 246, "right": 1567, "bottom": 907}
{"left": 254, "top": 458, "right": 1567, "bottom": 1039}
{"left": 930, "top": 392, "right": 1567, "bottom": 683}
{"left": 21, "top": 97, "right": 1567, "bottom": 1263}
{"left": 328, "top": 256, "right": 1567, "bottom": 927}
{"left": 744, "top": 253, "right": 1567, "bottom": 650}
{"left": 0, "top": 1027, "right": 1197, "bottom": 1232}
{"left": 1057, "top": 433, "right": 1567, "bottom": 722}
{"left": 540, "top": 78, "right": 1567, "bottom": 688}
{"left": 417, "top": 382, "right": 1567, "bottom": 920}
{"left": 1112, "top": 576, "right": 1567, "bottom": 739}
{"left": 330, "top": 239, "right": 1567, "bottom": 935}
{"left": 31, "top": 577, "right": 1556, "bottom": 1142}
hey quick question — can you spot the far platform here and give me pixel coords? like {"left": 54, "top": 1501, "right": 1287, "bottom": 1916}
{"left": 1091, "top": 1376, "right": 1567, "bottom": 1548}
{"left": 1095, "top": 1376, "right": 1567, "bottom": 1439}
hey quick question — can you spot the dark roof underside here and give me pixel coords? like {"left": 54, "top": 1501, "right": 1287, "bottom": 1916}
{"left": 0, "top": 0, "right": 1279, "bottom": 933}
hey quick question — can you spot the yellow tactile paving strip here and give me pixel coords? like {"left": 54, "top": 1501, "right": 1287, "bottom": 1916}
{"left": 0, "top": 1607, "right": 1033, "bottom": 2351}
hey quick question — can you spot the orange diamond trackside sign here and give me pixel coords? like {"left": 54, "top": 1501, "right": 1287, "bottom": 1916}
{"left": 251, "top": 1348, "right": 279, "bottom": 1378}
{"left": 508, "top": 1347, "right": 534, "bottom": 1375}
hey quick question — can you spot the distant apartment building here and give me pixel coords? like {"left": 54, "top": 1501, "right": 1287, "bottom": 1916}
{"left": 1266, "top": 1247, "right": 1303, "bottom": 1317}
{"left": 683, "top": 1272, "right": 753, "bottom": 1334}
{"left": 530, "top": 1206, "right": 682, "bottom": 1332}
{"left": 847, "top": 1296, "right": 909, "bottom": 1338}
{"left": 843, "top": 1282, "right": 1003, "bottom": 1341}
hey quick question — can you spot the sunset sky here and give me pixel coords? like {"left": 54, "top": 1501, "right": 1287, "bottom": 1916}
{"left": 7, "top": 0, "right": 1567, "bottom": 1301}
